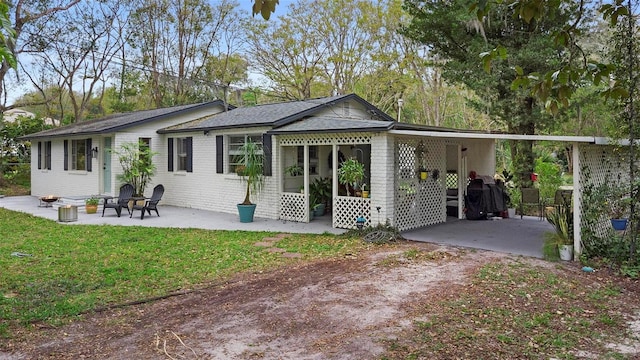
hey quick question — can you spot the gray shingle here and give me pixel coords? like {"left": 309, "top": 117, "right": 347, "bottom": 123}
{"left": 20, "top": 101, "right": 225, "bottom": 140}
{"left": 159, "top": 94, "right": 393, "bottom": 133}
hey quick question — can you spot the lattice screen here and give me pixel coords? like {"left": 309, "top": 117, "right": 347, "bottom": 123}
{"left": 279, "top": 193, "right": 308, "bottom": 222}
{"left": 445, "top": 172, "right": 458, "bottom": 189}
{"left": 394, "top": 137, "right": 447, "bottom": 231}
{"left": 279, "top": 133, "right": 371, "bottom": 146}
{"left": 333, "top": 196, "right": 371, "bottom": 229}
{"left": 578, "top": 144, "right": 630, "bottom": 238}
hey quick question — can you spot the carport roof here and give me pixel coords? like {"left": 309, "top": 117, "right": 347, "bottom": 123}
{"left": 388, "top": 129, "right": 600, "bottom": 143}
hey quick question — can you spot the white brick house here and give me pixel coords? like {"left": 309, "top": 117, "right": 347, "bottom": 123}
{"left": 21, "top": 94, "right": 544, "bottom": 230}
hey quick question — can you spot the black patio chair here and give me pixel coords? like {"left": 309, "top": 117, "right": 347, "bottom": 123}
{"left": 102, "top": 183, "right": 134, "bottom": 217}
{"left": 131, "top": 184, "right": 164, "bottom": 220}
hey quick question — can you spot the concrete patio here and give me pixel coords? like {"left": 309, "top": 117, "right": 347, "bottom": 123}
{"left": 0, "top": 196, "right": 554, "bottom": 258}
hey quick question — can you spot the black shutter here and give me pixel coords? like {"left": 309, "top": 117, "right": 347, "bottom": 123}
{"left": 216, "top": 135, "right": 223, "bottom": 174}
{"left": 186, "top": 137, "right": 193, "bottom": 173}
{"left": 168, "top": 138, "right": 174, "bottom": 172}
{"left": 46, "top": 141, "right": 52, "bottom": 170}
{"left": 37, "top": 142, "right": 42, "bottom": 170}
{"left": 63, "top": 140, "right": 68, "bottom": 171}
{"left": 86, "top": 138, "right": 92, "bottom": 172}
{"left": 262, "top": 133, "right": 272, "bottom": 177}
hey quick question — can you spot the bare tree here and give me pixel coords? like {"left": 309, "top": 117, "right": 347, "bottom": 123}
{"left": 25, "top": 0, "right": 127, "bottom": 122}
{"left": 2, "top": 0, "right": 81, "bottom": 112}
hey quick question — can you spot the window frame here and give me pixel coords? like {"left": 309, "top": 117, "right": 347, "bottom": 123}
{"left": 228, "top": 134, "right": 263, "bottom": 173}
{"left": 71, "top": 139, "right": 87, "bottom": 171}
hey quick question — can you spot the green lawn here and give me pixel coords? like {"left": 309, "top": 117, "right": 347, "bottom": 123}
{"left": 0, "top": 208, "right": 363, "bottom": 337}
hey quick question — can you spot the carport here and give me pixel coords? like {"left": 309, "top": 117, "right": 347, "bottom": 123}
{"left": 389, "top": 129, "right": 609, "bottom": 259}
{"left": 402, "top": 216, "right": 553, "bottom": 258}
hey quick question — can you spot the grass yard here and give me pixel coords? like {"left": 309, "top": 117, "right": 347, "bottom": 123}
{"left": 0, "top": 208, "right": 364, "bottom": 338}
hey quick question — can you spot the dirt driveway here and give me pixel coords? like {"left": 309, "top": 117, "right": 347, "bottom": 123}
{"left": 2, "top": 242, "right": 553, "bottom": 359}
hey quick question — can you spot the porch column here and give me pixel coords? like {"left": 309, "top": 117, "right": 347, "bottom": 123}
{"left": 572, "top": 142, "right": 582, "bottom": 259}
{"left": 304, "top": 144, "right": 310, "bottom": 221}
{"left": 332, "top": 144, "right": 338, "bottom": 200}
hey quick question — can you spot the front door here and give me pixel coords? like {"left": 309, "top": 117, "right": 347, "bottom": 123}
{"left": 103, "top": 137, "right": 112, "bottom": 194}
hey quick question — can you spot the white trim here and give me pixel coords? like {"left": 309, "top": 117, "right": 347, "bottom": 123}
{"left": 389, "top": 130, "right": 596, "bottom": 143}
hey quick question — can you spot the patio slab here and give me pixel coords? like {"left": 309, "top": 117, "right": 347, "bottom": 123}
{"left": 1, "top": 196, "right": 554, "bottom": 258}
{"left": 0, "top": 196, "right": 344, "bottom": 235}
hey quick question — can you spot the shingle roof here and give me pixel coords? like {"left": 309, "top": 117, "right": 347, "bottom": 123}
{"left": 158, "top": 94, "right": 394, "bottom": 133}
{"left": 20, "top": 100, "right": 227, "bottom": 140}
{"left": 267, "top": 117, "right": 395, "bottom": 134}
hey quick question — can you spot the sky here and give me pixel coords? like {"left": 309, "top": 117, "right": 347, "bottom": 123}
{"left": 6, "top": 0, "right": 297, "bottom": 107}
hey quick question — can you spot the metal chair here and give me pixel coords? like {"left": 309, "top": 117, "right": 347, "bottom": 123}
{"left": 520, "top": 187, "right": 543, "bottom": 220}
{"left": 131, "top": 184, "right": 164, "bottom": 220}
{"left": 102, "top": 183, "right": 134, "bottom": 217}
{"left": 554, "top": 189, "right": 572, "bottom": 206}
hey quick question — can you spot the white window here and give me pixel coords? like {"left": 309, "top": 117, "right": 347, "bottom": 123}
{"left": 228, "top": 134, "right": 262, "bottom": 173}
{"left": 39, "top": 141, "right": 51, "bottom": 170}
{"left": 71, "top": 139, "right": 87, "bottom": 171}
{"left": 176, "top": 137, "right": 188, "bottom": 171}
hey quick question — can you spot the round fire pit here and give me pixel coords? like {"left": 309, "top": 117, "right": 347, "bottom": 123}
{"left": 39, "top": 195, "right": 60, "bottom": 207}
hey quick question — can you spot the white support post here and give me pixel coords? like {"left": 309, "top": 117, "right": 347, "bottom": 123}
{"left": 304, "top": 144, "right": 310, "bottom": 222}
{"left": 573, "top": 142, "right": 582, "bottom": 259}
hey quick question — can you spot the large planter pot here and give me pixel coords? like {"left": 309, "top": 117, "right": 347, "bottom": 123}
{"left": 611, "top": 218, "right": 628, "bottom": 231}
{"left": 237, "top": 204, "right": 257, "bottom": 223}
{"left": 85, "top": 204, "right": 98, "bottom": 214}
{"left": 559, "top": 244, "right": 574, "bottom": 261}
{"left": 313, "top": 203, "right": 325, "bottom": 217}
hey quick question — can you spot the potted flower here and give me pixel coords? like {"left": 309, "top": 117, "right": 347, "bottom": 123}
{"left": 235, "top": 140, "right": 264, "bottom": 223}
{"left": 85, "top": 196, "right": 100, "bottom": 214}
{"left": 545, "top": 203, "right": 573, "bottom": 260}
{"left": 338, "top": 158, "right": 365, "bottom": 196}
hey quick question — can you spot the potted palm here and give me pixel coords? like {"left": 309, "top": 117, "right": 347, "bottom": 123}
{"left": 235, "top": 140, "right": 264, "bottom": 223}
{"left": 545, "top": 203, "right": 573, "bottom": 260}
{"left": 310, "top": 177, "right": 331, "bottom": 216}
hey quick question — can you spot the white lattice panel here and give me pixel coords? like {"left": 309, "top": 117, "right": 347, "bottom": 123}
{"left": 578, "top": 144, "right": 630, "bottom": 238}
{"left": 279, "top": 133, "right": 372, "bottom": 146}
{"left": 279, "top": 193, "right": 308, "bottom": 222}
{"left": 394, "top": 137, "right": 447, "bottom": 231}
{"left": 333, "top": 196, "right": 371, "bottom": 229}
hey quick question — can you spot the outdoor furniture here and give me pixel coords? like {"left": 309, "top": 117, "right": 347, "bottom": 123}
{"left": 102, "top": 183, "right": 134, "bottom": 217}
{"left": 130, "top": 184, "right": 164, "bottom": 220}
{"left": 39, "top": 195, "right": 59, "bottom": 207}
{"left": 520, "top": 187, "right": 543, "bottom": 220}
{"left": 554, "top": 189, "right": 572, "bottom": 206}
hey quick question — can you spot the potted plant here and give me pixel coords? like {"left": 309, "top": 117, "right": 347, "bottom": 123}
{"left": 361, "top": 184, "right": 369, "bottom": 198}
{"left": 235, "top": 140, "right": 264, "bottom": 223}
{"left": 285, "top": 164, "right": 303, "bottom": 177}
{"left": 545, "top": 203, "right": 573, "bottom": 260}
{"left": 115, "top": 140, "right": 157, "bottom": 197}
{"left": 310, "top": 177, "right": 332, "bottom": 215}
{"left": 608, "top": 197, "right": 630, "bottom": 231}
{"left": 85, "top": 196, "right": 100, "bottom": 214}
{"left": 338, "top": 158, "right": 365, "bottom": 196}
